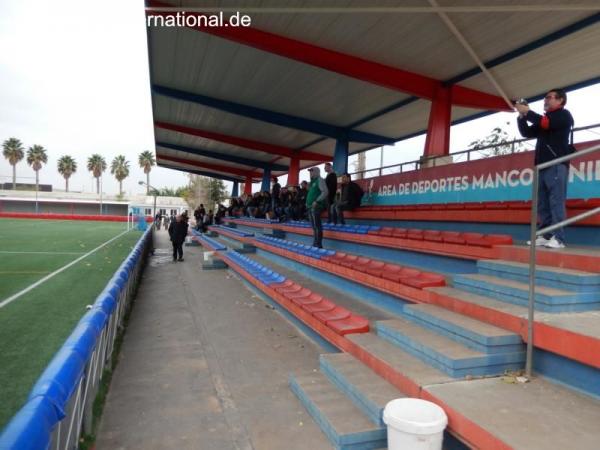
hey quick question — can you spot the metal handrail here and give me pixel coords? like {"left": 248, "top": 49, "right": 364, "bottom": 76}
{"left": 525, "top": 142, "right": 600, "bottom": 378}
{"left": 349, "top": 123, "right": 600, "bottom": 178}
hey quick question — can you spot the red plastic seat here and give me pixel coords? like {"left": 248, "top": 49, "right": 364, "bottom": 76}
{"left": 364, "top": 261, "right": 385, "bottom": 276}
{"left": 423, "top": 230, "right": 443, "bottom": 242}
{"left": 407, "top": 229, "right": 424, "bottom": 240}
{"left": 483, "top": 234, "right": 513, "bottom": 246}
{"left": 392, "top": 228, "right": 407, "bottom": 238}
{"left": 284, "top": 287, "right": 312, "bottom": 300}
{"left": 377, "top": 227, "right": 395, "bottom": 237}
{"left": 402, "top": 273, "right": 446, "bottom": 289}
{"left": 441, "top": 231, "right": 466, "bottom": 245}
{"left": 339, "top": 255, "right": 359, "bottom": 268}
{"left": 270, "top": 279, "right": 293, "bottom": 289}
{"left": 353, "top": 257, "right": 372, "bottom": 272}
{"left": 275, "top": 283, "right": 302, "bottom": 294}
{"left": 463, "top": 232, "right": 486, "bottom": 246}
{"left": 386, "top": 268, "right": 421, "bottom": 283}
{"left": 290, "top": 292, "right": 323, "bottom": 306}
{"left": 327, "top": 315, "right": 370, "bottom": 335}
{"left": 314, "top": 306, "right": 351, "bottom": 324}
{"left": 301, "top": 298, "right": 336, "bottom": 313}
{"left": 380, "top": 264, "right": 404, "bottom": 281}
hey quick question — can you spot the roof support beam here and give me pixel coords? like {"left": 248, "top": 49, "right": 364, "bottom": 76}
{"left": 156, "top": 141, "right": 288, "bottom": 171}
{"left": 157, "top": 154, "right": 261, "bottom": 178}
{"left": 159, "top": 163, "right": 244, "bottom": 183}
{"left": 155, "top": 121, "right": 330, "bottom": 161}
{"left": 146, "top": 1, "right": 510, "bottom": 111}
{"left": 152, "top": 85, "right": 395, "bottom": 145}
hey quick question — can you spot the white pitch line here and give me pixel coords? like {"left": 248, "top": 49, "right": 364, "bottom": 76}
{"left": 0, "top": 251, "right": 85, "bottom": 255}
{"left": 0, "top": 229, "right": 132, "bottom": 309}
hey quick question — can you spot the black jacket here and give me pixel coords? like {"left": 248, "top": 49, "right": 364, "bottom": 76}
{"left": 168, "top": 220, "right": 188, "bottom": 244}
{"left": 340, "top": 181, "right": 364, "bottom": 209}
{"left": 325, "top": 172, "right": 337, "bottom": 203}
{"left": 517, "top": 108, "right": 574, "bottom": 165}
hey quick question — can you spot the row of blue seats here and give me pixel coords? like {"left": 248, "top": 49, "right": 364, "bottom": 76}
{"left": 0, "top": 227, "right": 153, "bottom": 450}
{"left": 226, "top": 251, "right": 286, "bottom": 285}
{"left": 255, "top": 236, "right": 335, "bottom": 259}
{"left": 191, "top": 229, "right": 227, "bottom": 251}
{"left": 286, "top": 221, "right": 381, "bottom": 234}
{"left": 211, "top": 224, "right": 254, "bottom": 237}
{"left": 227, "top": 217, "right": 382, "bottom": 234}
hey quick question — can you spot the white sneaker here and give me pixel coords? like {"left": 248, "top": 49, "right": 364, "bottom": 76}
{"left": 544, "top": 236, "right": 565, "bottom": 249}
{"left": 527, "top": 236, "right": 551, "bottom": 246}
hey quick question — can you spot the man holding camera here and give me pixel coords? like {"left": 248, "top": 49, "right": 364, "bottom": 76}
{"left": 515, "top": 88, "right": 574, "bottom": 249}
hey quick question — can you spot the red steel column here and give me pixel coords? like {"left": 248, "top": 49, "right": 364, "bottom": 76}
{"left": 244, "top": 176, "right": 253, "bottom": 195}
{"left": 423, "top": 85, "right": 452, "bottom": 158}
{"left": 287, "top": 157, "right": 300, "bottom": 186}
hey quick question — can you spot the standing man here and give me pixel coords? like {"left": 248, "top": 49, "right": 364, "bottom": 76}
{"left": 324, "top": 162, "right": 338, "bottom": 223}
{"left": 168, "top": 214, "right": 188, "bottom": 262}
{"left": 306, "top": 167, "right": 328, "bottom": 248}
{"left": 516, "top": 88, "right": 574, "bottom": 249}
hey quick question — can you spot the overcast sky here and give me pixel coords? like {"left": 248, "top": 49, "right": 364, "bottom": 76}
{"left": 1, "top": 1, "right": 598, "bottom": 195}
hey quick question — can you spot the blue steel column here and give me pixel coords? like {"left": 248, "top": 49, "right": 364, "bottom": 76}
{"left": 231, "top": 181, "right": 239, "bottom": 198}
{"left": 333, "top": 138, "right": 348, "bottom": 174}
{"left": 261, "top": 167, "right": 271, "bottom": 192}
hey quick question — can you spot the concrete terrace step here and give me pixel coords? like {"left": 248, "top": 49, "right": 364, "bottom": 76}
{"left": 478, "top": 259, "right": 600, "bottom": 293}
{"left": 453, "top": 273, "right": 600, "bottom": 313}
{"left": 347, "top": 333, "right": 453, "bottom": 386}
{"left": 289, "top": 371, "right": 387, "bottom": 450}
{"left": 403, "top": 304, "right": 524, "bottom": 354}
{"left": 375, "top": 318, "right": 524, "bottom": 378}
{"left": 319, "top": 353, "right": 403, "bottom": 427}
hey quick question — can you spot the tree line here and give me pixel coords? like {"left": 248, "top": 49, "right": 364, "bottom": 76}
{"left": 2, "top": 137, "right": 157, "bottom": 195}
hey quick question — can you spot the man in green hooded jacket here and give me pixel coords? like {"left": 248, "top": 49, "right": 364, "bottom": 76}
{"left": 306, "top": 166, "right": 329, "bottom": 248}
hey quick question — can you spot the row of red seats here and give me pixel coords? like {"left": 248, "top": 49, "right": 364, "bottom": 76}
{"left": 270, "top": 280, "right": 369, "bottom": 336}
{"left": 357, "top": 198, "right": 600, "bottom": 212}
{"left": 367, "top": 227, "right": 512, "bottom": 247}
{"left": 321, "top": 253, "right": 445, "bottom": 289}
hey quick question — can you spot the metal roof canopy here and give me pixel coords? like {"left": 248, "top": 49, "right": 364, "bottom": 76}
{"left": 145, "top": 0, "right": 600, "bottom": 185}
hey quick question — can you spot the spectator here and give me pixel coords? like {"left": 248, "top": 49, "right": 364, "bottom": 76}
{"left": 295, "top": 181, "right": 309, "bottom": 221}
{"left": 516, "top": 88, "right": 574, "bottom": 249}
{"left": 306, "top": 167, "right": 328, "bottom": 248}
{"left": 168, "top": 214, "right": 188, "bottom": 262}
{"left": 324, "top": 162, "right": 337, "bottom": 223}
{"left": 332, "top": 173, "right": 364, "bottom": 225}
{"left": 271, "top": 177, "right": 281, "bottom": 216}
{"left": 154, "top": 212, "right": 162, "bottom": 230}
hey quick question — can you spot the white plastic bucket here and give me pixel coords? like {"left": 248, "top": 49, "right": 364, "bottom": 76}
{"left": 383, "top": 398, "right": 448, "bottom": 450}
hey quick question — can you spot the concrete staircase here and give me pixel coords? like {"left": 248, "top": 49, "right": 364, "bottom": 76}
{"left": 454, "top": 259, "right": 600, "bottom": 312}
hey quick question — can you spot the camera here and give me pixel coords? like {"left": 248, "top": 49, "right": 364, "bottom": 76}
{"left": 513, "top": 98, "right": 528, "bottom": 106}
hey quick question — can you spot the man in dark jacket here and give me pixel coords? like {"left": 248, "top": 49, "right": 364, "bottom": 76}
{"left": 306, "top": 167, "right": 328, "bottom": 248}
{"left": 324, "top": 162, "right": 337, "bottom": 223}
{"left": 332, "top": 173, "right": 364, "bottom": 225}
{"left": 168, "top": 214, "right": 189, "bottom": 262}
{"left": 516, "top": 88, "right": 574, "bottom": 248}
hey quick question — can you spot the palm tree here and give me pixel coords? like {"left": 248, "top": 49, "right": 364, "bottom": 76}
{"left": 87, "top": 154, "right": 107, "bottom": 194}
{"left": 26, "top": 145, "right": 48, "bottom": 195}
{"left": 138, "top": 150, "right": 156, "bottom": 194}
{"left": 2, "top": 137, "right": 25, "bottom": 189}
{"left": 57, "top": 155, "right": 77, "bottom": 192}
{"left": 111, "top": 155, "right": 130, "bottom": 195}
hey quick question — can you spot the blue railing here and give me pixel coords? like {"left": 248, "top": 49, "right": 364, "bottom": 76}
{"left": 0, "top": 227, "right": 153, "bottom": 450}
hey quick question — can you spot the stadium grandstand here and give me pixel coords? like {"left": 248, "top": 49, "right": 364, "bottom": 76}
{"left": 2, "top": 1, "right": 600, "bottom": 450}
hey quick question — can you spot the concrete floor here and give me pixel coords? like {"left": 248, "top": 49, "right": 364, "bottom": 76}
{"left": 95, "top": 231, "right": 332, "bottom": 450}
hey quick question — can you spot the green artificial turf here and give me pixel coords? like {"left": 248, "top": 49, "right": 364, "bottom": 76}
{"left": 0, "top": 219, "right": 143, "bottom": 429}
